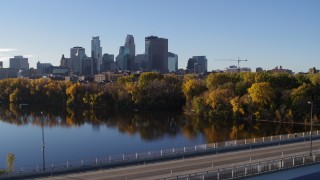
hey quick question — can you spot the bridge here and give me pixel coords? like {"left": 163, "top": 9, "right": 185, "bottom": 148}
{"left": 1, "top": 131, "right": 320, "bottom": 179}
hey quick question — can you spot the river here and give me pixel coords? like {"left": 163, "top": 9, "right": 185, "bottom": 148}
{"left": 0, "top": 104, "right": 312, "bottom": 169}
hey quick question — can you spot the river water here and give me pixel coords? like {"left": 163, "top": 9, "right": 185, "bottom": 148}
{"left": 0, "top": 104, "right": 312, "bottom": 168}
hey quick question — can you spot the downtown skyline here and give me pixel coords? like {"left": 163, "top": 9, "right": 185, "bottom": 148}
{"left": 0, "top": 0, "right": 319, "bottom": 73}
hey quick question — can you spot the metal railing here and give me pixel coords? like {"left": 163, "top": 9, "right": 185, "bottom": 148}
{"left": 0, "top": 130, "right": 319, "bottom": 179}
{"left": 163, "top": 151, "right": 320, "bottom": 180}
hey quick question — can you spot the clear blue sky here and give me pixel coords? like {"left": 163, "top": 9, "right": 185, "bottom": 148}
{"left": 0, "top": 0, "right": 319, "bottom": 72}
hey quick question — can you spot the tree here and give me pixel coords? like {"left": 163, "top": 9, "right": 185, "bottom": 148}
{"left": 182, "top": 79, "right": 206, "bottom": 101}
{"left": 117, "top": 74, "right": 135, "bottom": 85}
{"left": 206, "top": 73, "right": 232, "bottom": 90}
{"left": 248, "top": 82, "right": 275, "bottom": 106}
{"left": 138, "top": 72, "right": 163, "bottom": 87}
{"left": 204, "top": 88, "right": 235, "bottom": 118}
{"left": 6, "top": 153, "right": 15, "bottom": 173}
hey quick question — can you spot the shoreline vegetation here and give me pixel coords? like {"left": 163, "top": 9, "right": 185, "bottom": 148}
{"left": 0, "top": 72, "right": 319, "bottom": 122}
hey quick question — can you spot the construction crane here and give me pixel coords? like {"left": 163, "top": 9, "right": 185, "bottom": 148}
{"left": 215, "top": 57, "right": 248, "bottom": 72}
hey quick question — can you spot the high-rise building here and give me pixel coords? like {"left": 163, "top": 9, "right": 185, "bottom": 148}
{"left": 70, "top": 47, "right": 86, "bottom": 74}
{"left": 9, "top": 56, "right": 29, "bottom": 70}
{"left": 0, "top": 61, "right": 3, "bottom": 68}
{"left": 82, "top": 57, "right": 93, "bottom": 75}
{"left": 116, "top": 46, "right": 125, "bottom": 70}
{"left": 124, "top": 35, "right": 135, "bottom": 70}
{"left": 102, "top": 53, "right": 115, "bottom": 72}
{"left": 168, "top": 52, "right": 178, "bottom": 73}
{"left": 145, "top": 36, "right": 168, "bottom": 73}
{"left": 91, "top": 36, "right": 102, "bottom": 74}
{"left": 186, "top": 56, "right": 207, "bottom": 74}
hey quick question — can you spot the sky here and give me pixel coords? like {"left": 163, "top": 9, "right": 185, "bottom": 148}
{"left": 0, "top": 0, "right": 319, "bottom": 73}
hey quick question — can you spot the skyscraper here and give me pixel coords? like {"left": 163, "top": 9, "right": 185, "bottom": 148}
{"left": 91, "top": 36, "right": 102, "bottom": 74}
{"left": 145, "top": 36, "right": 168, "bottom": 73}
{"left": 9, "top": 56, "right": 29, "bottom": 70}
{"left": 70, "top": 47, "right": 85, "bottom": 74}
{"left": 124, "top": 35, "right": 135, "bottom": 70}
{"left": 168, "top": 52, "right": 178, "bottom": 72}
{"left": 102, "top": 53, "right": 115, "bottom": 72}
{"left": 0, "top": 61, "right": 3, "bottom": 68}
{"left": 82, "top": 57, "right": 93, "bottom": 75}
{"left": 116, "top": 46, "right": 126, "bottom": 70}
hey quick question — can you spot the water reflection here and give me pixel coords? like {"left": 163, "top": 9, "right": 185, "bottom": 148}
{"left": 0, "top": 104, "right": 313, "bottom": 143}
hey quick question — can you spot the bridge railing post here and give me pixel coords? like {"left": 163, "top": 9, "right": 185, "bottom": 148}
{"left": 313, "top": 155, "right": 315, "bottom": 162}
{"left": 293, "top": 157, "right": 295, "bottom": 166}
{"left": 245, "top": 166, "right": 247, "bottom": 176}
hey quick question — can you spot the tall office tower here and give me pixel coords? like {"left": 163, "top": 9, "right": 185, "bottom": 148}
{"left": 187, "top": 56, "right": 207, "bottom": 74}
{"left": 168, "top": 52, "right": 178, "bottom": 72}
{"left": 70, "top": 47, "right": 86, "bottom": 74}
{"left": 102, "top": 53, "right": 115, "bottom": 72}
{"left": 0, "top": 61, "right": 3, "bottom": 68}
{"left": 145, "top": 36, "right": 168, "bottom": 73}
{"left": 124, "top": 35, "right": 135, "bottom": 70}
{"left": 9, "top": 56, "right": 29, "bottom": 70}
{"left": 82, "top": 57, "right": 93, "bottom": 76}
{"left": 116, "top": 46, "right": 125, "bottom": 70}
{"left": 91, "top": 36, "right": 102, "bottom": 74}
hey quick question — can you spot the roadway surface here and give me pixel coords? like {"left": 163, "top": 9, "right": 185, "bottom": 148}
{"left": 36, "top": 140, "right": 320, "bottom": 180}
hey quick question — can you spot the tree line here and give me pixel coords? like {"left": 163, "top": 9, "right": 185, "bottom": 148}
{"left": 182, "top": 72, "right": 320, "bottom": 122}
{"left": 0, "top": 72, "right": 319, "bottom": 121}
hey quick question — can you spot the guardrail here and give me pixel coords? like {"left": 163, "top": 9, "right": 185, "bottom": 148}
{"left": 163, "top": 151, "right": 320, "bottom": 180}
{"left": 0, "top": 130, "right": 319, "bottom": 179}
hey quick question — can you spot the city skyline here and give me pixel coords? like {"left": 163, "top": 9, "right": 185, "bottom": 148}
{"left": 0, "top": 0, "right": 319, "bottom": 72}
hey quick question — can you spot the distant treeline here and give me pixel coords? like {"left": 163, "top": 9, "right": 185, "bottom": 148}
{"left": 0, "top": 72, "right": 319, "bottom": 121}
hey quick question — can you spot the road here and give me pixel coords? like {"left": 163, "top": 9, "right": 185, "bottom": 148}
{"left": 37, "top": 140, "right": 320, "bottom": 180}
